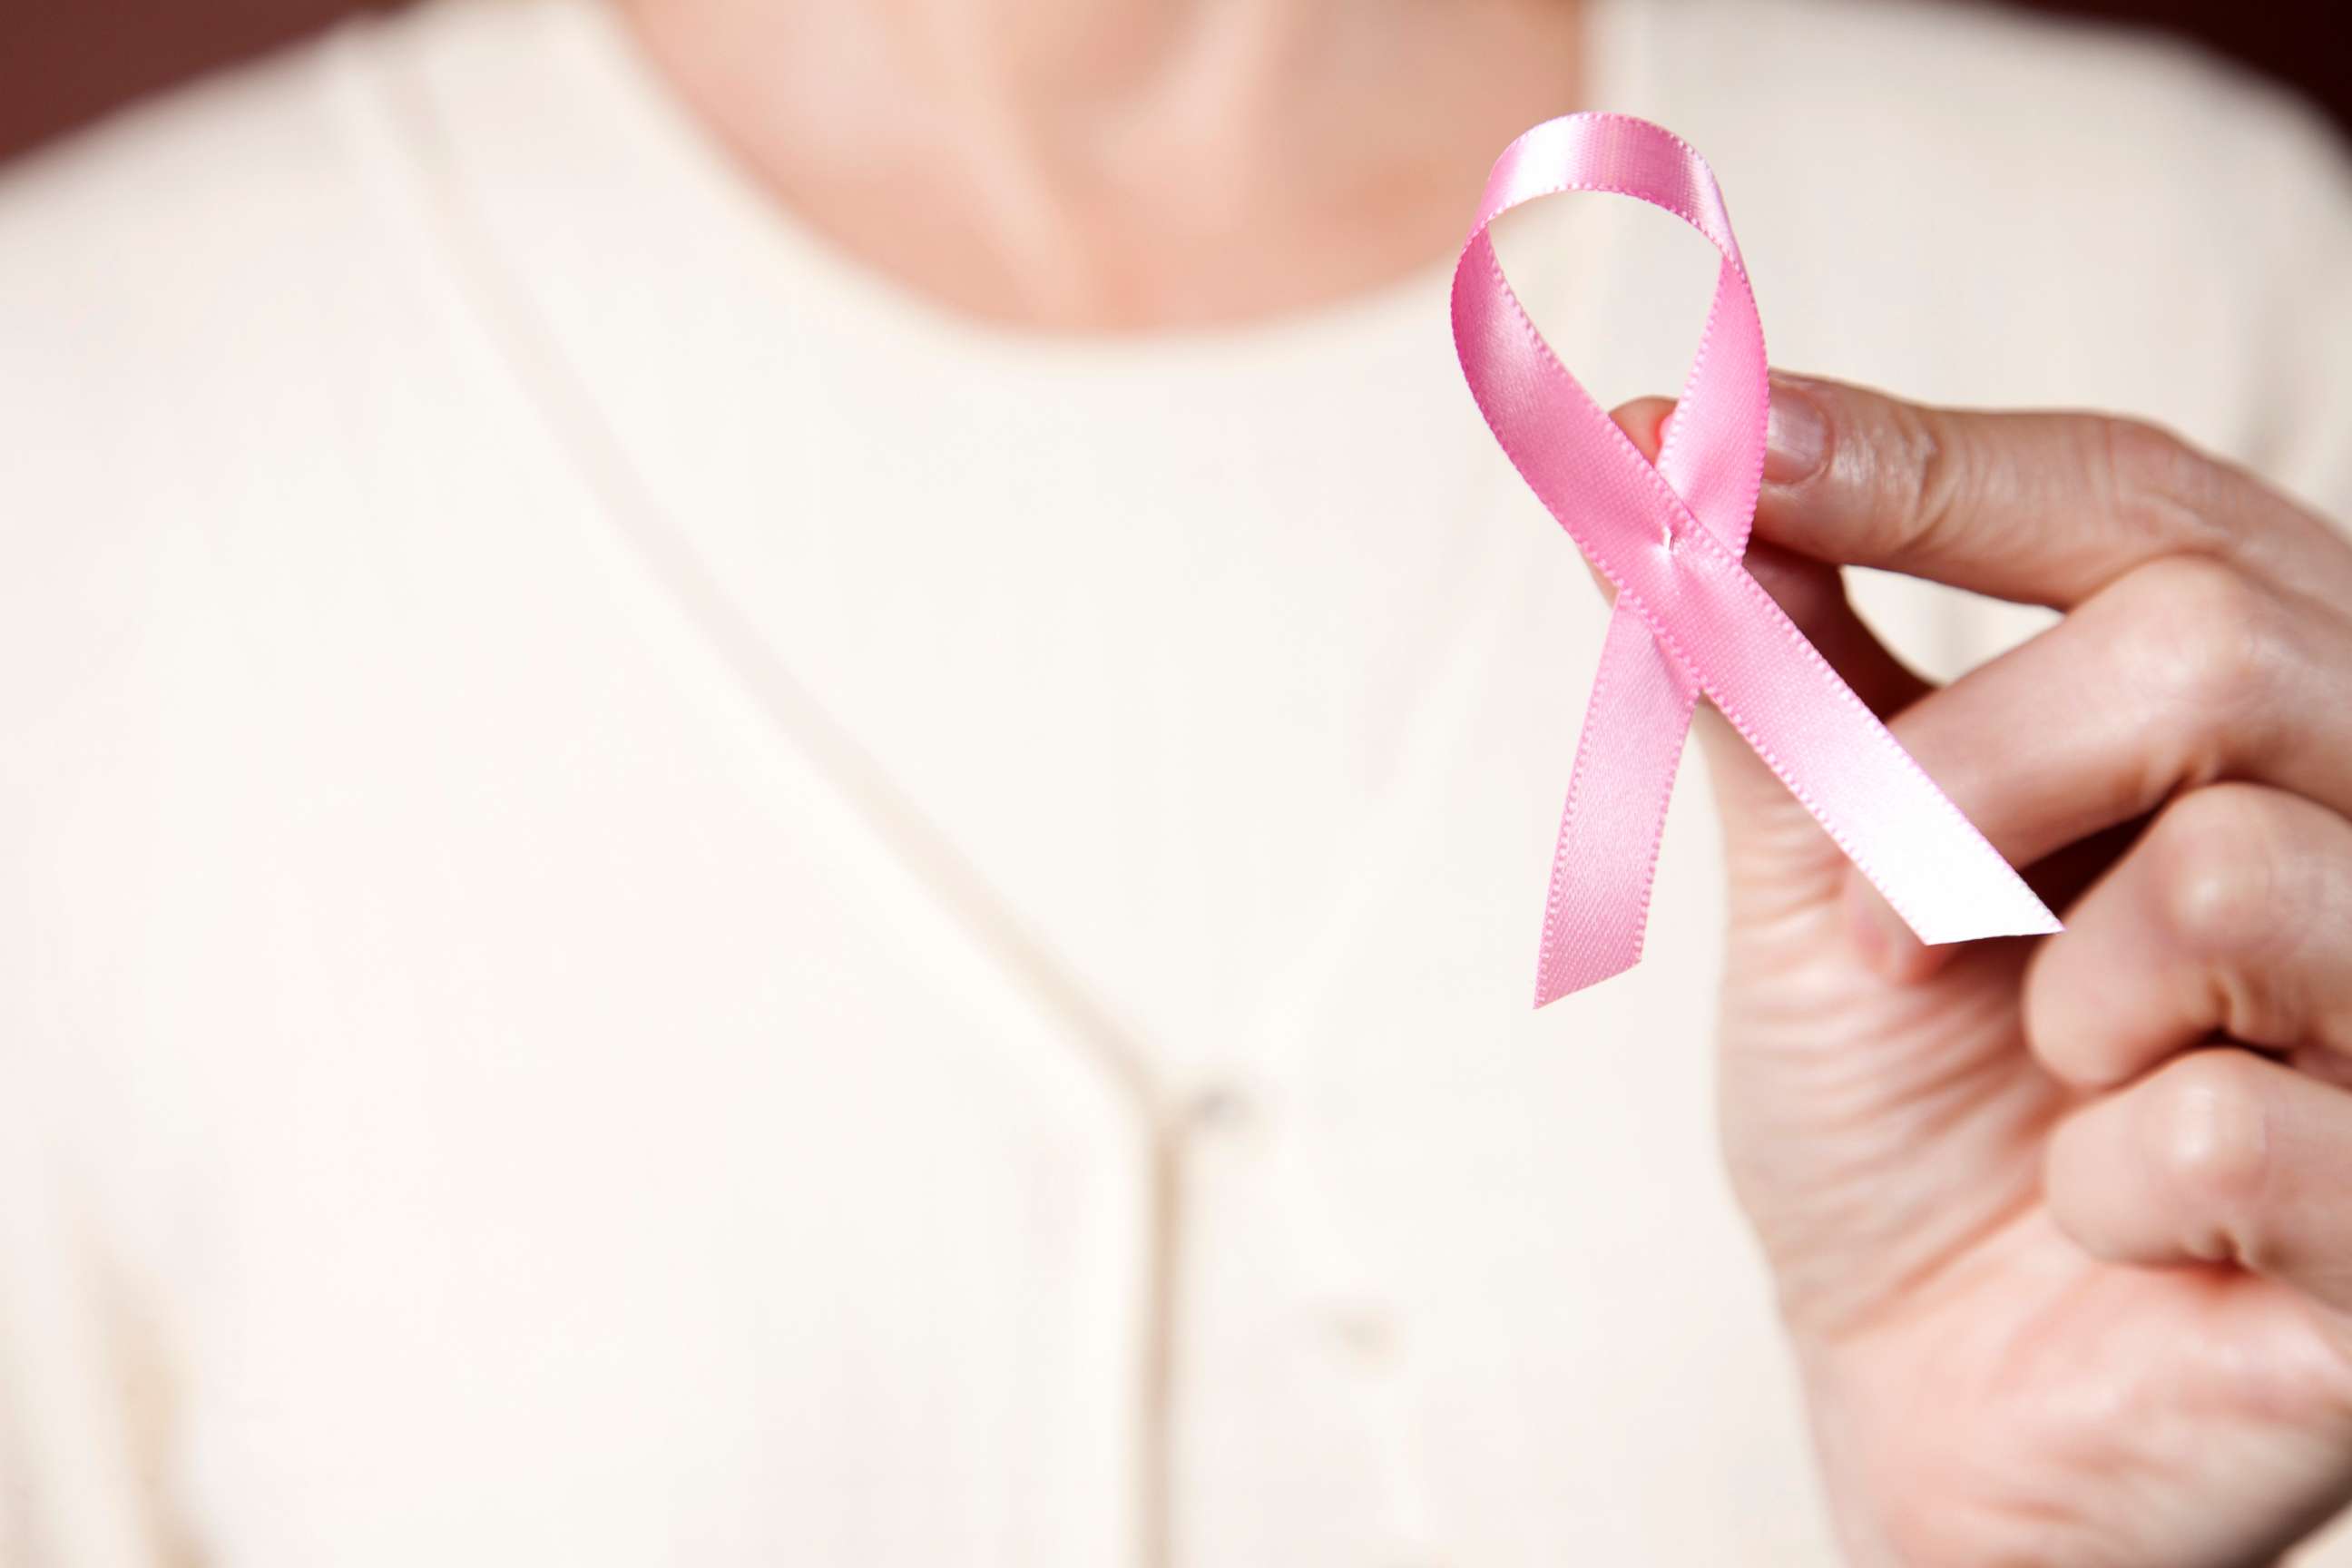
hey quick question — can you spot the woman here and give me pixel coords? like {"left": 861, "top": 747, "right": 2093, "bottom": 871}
{"left": 3, "top": 0, "right": 2350, "bottom": 1560}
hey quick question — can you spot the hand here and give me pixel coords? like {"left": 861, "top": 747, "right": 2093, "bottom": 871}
{"left": 1628, "top": 374, "right": 2352, "bottom": 1566}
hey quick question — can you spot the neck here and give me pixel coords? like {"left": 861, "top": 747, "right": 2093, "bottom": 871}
{"left": 618, "top": 0, "right": 1587, "bottom": 329}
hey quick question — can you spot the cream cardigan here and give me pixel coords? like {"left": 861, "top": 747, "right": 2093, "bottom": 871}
{"left": 1, "top": 0, "right": 2348, "bottom": 1560}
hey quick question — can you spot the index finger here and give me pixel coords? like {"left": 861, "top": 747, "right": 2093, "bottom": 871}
{"left": 1757, "top": 373, "right": 2341, "bottom": 608}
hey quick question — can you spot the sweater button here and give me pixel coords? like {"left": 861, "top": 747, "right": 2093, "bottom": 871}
{"left": 1320, "top": 1301, "right": 1402, "bottom": 1370}
{"left": 1179, "top": 1083, "right": 1253, "bottom": 1134}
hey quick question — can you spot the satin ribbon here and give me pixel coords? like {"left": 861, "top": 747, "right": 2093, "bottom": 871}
{"left": 1452, "top": 113, "right": 2059, "bottom": 1005}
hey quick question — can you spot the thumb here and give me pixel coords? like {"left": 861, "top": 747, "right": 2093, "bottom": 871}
{"left": 1605, "top": 392, "right": 1933, "bottom": 926}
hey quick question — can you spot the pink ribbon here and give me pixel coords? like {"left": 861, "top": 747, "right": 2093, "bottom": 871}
{"left": 1453, "top": 113, "right": 2060, "bottom": 1005}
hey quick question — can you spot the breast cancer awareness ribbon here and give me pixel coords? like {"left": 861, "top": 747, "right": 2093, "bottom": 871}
{"left": 1454, "top": 113, "right": 2060, "bottom": 1006}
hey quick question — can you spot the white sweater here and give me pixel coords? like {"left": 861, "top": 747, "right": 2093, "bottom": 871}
{"left": 2, "top": 0, "right": 2348, "bottom": 1562}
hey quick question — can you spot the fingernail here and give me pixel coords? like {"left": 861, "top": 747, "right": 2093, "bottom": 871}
{"left": 1764, "top": 378, "right": 1830, "bottom": 485}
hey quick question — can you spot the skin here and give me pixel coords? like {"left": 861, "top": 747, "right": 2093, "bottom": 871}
{"left": 615, "top": 0, "right": 1585, "bottom": 328}
{"left": 623, "top": 0, "right": 2352, "bottom": 1557}
{"left": 1616, "top": 377, "right": 2352, "bottom": 1565}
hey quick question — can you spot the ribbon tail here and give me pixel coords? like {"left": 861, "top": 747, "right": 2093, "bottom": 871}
{"left": 1654, "top": 538, "right": 2062, "bottom": 946}
{"left": 1534, "top": 598, "right": 1702, "bottom": 1006}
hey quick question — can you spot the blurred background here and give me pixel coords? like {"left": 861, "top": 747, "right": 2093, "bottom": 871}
{"left": 1, "top": 0, "right": 2346, "bottom": 166}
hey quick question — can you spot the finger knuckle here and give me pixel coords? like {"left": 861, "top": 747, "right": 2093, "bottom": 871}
{"left": 2146, "top": 787, "right": 2286, "bottom": 959}
{"left": 1886, "top": 403, "right": 1965, "bottom": 554}
{"left": 2111, "top": 556, "right": 2281, "bottom": 756}
{"left": 2093, "top": 416, "right": 2230, "bottom": 553}
{"left": 2141, "top": 1052, "right": 2272, "bottom": 1240}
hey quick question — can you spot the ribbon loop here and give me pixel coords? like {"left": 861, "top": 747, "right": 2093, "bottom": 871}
{"left": 1452, "top": 114, "right": 2059, "bottom": 1006}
